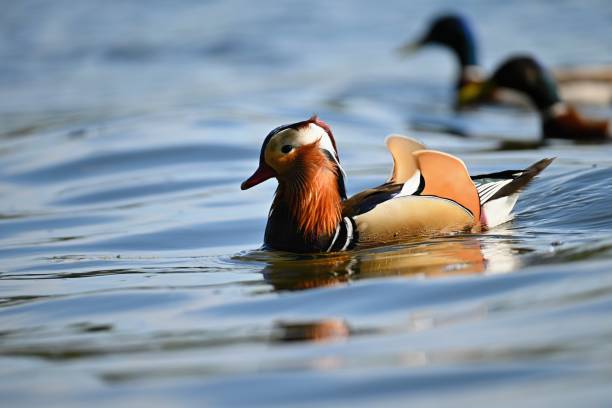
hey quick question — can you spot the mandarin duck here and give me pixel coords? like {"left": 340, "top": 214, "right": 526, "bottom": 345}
{"left": 399, "top": 13, "right": 612, "bottom": 107}
{"left": 241, "top": 116, "right": 553, "bottom": 253}
{"left": 460, "top": 55, "right": 612, "bottom": 142}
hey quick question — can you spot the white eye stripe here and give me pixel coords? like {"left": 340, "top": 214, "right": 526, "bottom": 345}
{"left": 302, "top": 124, "right": 346, "bottom": 182}
{"left": 303, "top": 123, "right": 337, "bottom": 156}
{"left": 272, "top": 124, "right": 339, "bottom": 158}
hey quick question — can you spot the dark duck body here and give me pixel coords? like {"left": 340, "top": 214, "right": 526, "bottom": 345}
{"left": 242, "top": 116, "right": 553, "bottom": 253}
{"left": 400, "top": 13, "right": 612, "bottom": 107}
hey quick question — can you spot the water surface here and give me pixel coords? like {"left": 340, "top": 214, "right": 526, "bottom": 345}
{"left": 2, "top": 1, "right": 612, "bottom": 406}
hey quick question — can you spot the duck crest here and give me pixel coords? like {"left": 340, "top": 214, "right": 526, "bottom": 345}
{"left": 272, "top": 142, "right": 343, "bottom": 241}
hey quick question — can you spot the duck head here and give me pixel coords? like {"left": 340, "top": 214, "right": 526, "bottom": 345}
{"left": 241, "top": 115, "right": 346, "bottom": 196}
{"left": 400, "top": 13, "right": 479, "bottom": 72}
{"left": 459, "top": 55, "right": 562, "bottom": 111}
{"left": 242, "top": 116, "right": 347, "bottom": 251}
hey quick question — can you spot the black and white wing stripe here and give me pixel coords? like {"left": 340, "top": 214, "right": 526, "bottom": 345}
{"left": 326, "top": 217, "right": 358, "bottom": 252}
{"left": 471, "top": 158, "right": 553, "bottom": 228}
{"left": 472, "top": 170, "right": 526, "bottom": 228}
{"left": 476, "top": 179, "right": 514, "bottom": 204}
{"left": 473, "top": 170, "right": 524, "bottom": 204}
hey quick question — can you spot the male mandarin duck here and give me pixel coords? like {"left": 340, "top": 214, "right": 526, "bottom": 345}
{"left": 241, "top": 116, "right": 552, "bottom": 253}
{"left": 399, "top": 13, "right": 612, "bottom": 107}
{"left": 460, "top": 55, "right": 612, "bottom": 142}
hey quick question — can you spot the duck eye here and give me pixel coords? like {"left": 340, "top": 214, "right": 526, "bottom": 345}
{"left": 281, "top": 145, "right": 293, "bottom": 154}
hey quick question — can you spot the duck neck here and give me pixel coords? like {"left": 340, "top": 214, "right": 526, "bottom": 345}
{"left": 455, "top": 38, "right": 478, "bottom": 68}
{"left": 458, "top": 65, "right": 485, "bottom": 89}
{"left": 266, "top": 148, "right": 344, "bottom": 252}
{"left": 453, "top": 27, "right": 479, "bottom": 85}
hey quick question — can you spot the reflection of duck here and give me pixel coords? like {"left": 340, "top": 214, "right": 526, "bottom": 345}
{"left": 257, "top": 235, "right": 520, "bottom": 291}
{"left": 241, "top": 116, "right": 552, "bottom": 253}
{"left": 399, "top": 13, "right": 612, "bottom": 107}
{"left": 272, "top": 319, "right": 350, "bottom": 343}
{"left": 460, "top": 56, "right": 612, "bottom": 142}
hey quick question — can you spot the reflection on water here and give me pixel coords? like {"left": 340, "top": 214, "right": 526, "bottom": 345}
{"left": 273, "top": 319, "right": 351, "bottom": 343}
{"left": 2, "top": 1, "right": 612, "bottom": 407}
{"left": 245, "top": 236, "right": 501, "bottom": 291}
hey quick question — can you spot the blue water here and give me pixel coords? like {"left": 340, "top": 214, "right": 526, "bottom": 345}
{"left": 1, "top": 1, "right": 612, "bottom": 406}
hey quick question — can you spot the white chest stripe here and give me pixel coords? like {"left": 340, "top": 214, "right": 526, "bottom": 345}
{"left": 326, "top": 217, "right": 354, "bottom": 252}
{"left": 326, "top": 223, "right": 342, "bottom": 252}
{"left": 340, "top": 217, "right": 354, "bottom": 251}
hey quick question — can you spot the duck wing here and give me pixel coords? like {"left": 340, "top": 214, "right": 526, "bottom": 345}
{"left": 342, "top": 135, "right": 425, "bottom": 217}
{"left": 413, "top": 150, "right": 481, "bottom": 221}
{"left": 386, "top": 137, "right": 481, "bottom": 219}
{"left": 341, "top": 137, "right": 481, "bottom": 246}
{"left": 344, "top": 136, "right": 480, "bottom": 220}
{"left": 472, "top": 158, "right": 554, "bottom": 228}
{"left": 385, "top": 135, "right": 425, "bottom": 183}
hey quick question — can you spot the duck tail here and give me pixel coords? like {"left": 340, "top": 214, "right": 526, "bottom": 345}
{"left": 472, "top": 158, "right": 554, "bottom": 228}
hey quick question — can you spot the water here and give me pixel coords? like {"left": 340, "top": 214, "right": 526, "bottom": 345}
{"left": 2, "top": 1, "right": 612, "bottom": 406}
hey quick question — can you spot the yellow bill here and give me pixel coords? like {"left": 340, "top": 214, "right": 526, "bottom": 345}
{"left": 457, "top": 81, "right": 494, "bottom": 106}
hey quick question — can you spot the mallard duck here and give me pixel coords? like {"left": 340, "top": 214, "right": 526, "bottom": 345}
{"left": 399, "top": 13, "right": 612, "bottom": 106}
{"left": 459, "top": 55, "right": 612, "bottom": 142}
{"left": 241, "top": 116, "right": 553, "bottom": 252}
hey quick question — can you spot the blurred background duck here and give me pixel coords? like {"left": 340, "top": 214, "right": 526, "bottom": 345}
{"left": 399, "top": 13, "right": 612, "bottom": 107}
{"left": 241, "top": 116, "right": 552, "bottom": 253}
{"left": 460, "top": 55, "right": 612, "bottom": 142}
